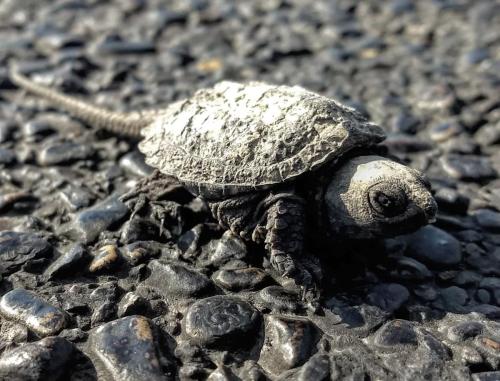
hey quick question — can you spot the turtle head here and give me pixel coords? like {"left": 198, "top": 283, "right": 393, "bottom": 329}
{"left": 324, "top": 155, "right": 437, "bottom": 239}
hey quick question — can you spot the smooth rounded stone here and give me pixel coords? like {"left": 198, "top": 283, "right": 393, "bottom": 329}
{"left": 367, "top": 283, "right": 409, "bottom": 312}
{"left": 257, "top": 286, "right": 300, "bottom": 312}
{"left": 0, "top": 231, "right": 52, "bottom": 275}
{"left": 0, "top": 121, "right": 15, "bottom": 143}
{"left": 0, "top": 191, "right": 34, "bottom": 211}
{"left": 480, "top": 277, "right": 500, "bottom": 290}
{"left": 44, "top": 243, "right": 87, "bottom": 279}
{"left": 63, "top": 196, "right": 128, "bottom": 243}
{"left": 373, "top": 320, "right": 418, "bottom": 348}
{"left": 473, "top": 372, "right": 500, "bottom": 381}
{"left": 34, "top": 33, "right": 84, "bottom": 54}
{"left": 402, "top": 225, "right": 462, "bottom": 267}
{"left": 145, "top": 260, "right": 212, "bottom": 298}
{"left": 37, "top": 142, "right": 95, "bottom": 166}
{"left": 295, "top": 353, "right": 330, "bottom": 381}
{"left": 434, "top": 187, "right": 469, "bottom": 214}
{"left": 439, "top": 286, "right": 468, "bottom": 310}
{"left": 22, "top": 119, "right": 56, "bottom": 138}
{"left": 477, "top": 289, "right": 492, "bottom": 304}
{"left": 121, "top": 218, "right": 161, "bottom": 244}
{"left": 414, "top": 285, "right": 438, "bottom": 301}
{"left": 208, "top": 231, "right": 248, "bottom": 266}
{"left": 0, "top": 289, "right": 66, "bottom": 336}
{"left": 393, "top": 257, "right": 432, "bottom": 281}
{"left": 447, "top": 321, "right": 484, "bottom": 342}
{"left": 0, "top": 148, "right": 16, "bottom": 165}
{"left": 473, "top": 209, "right": 500, "bottom": 232}
{"left": 117, "top": 292, "right": 148, "bottom": 318}
{"left": 440, "top": 154, "right": 496, "bottom": 181}
{"left": 89, "top": 245, "right": 120, "bottom": 273}
{"left": 475, "top": 124, "right": 500, "bottom": 146}
{"left": 119, "top": 151, "right": 154, "bottom": 177}
{"left": 259, "top": 315, "right": 316, "bottom": 376}
{"left": 0, "top": 336, "right": 74, "bottom": 381}
{"left": 184, "top": 295, "right": 260, "bottom": 346}
{"left": 95, "top": 37, "right": 156, "bottom": 55}
{"left": 122, "top": 241, "right": 161, "bottom": 266}
{"left": 213, "top": 267, "right": 270, "bottom": 291}
{"left": 429, "top": 122, "right": 463, "bottom": 142}
{"left": 90, "top": 315, "right": 166, "bottom": 381}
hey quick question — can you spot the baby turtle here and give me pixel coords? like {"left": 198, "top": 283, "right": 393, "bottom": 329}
{"left": 11, "top": 71, "right": 437, "bottom": 295}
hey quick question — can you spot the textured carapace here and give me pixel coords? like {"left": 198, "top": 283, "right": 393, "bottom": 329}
{"left": 139, "top": 81, "right": 386, "bottom": 197}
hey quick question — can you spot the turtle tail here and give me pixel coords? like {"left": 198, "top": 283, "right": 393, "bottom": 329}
{"left": 10, "top": 70, "right": 152, "bottom": 137}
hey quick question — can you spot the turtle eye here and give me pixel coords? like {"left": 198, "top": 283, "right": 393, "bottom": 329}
{"left": 368, "top": 186, "right": 408, "bottom": 217}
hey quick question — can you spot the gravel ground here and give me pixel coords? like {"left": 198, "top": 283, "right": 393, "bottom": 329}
{"left": 0, "top": 0, "right": 499, "bottom": 380}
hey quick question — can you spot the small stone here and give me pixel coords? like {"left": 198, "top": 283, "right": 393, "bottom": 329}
{"left": 447, "top": 321, "right": 484, "bottom": 342}
{"left": 91, "top": 301, "right": 116, "bottom": 326}
{"left": 429, "top": 122, "right": 463, "bottom": 142}
{"left": 440, "top": 154, "right": 496, "bottom": 181}
{"left": 0, "top": 191, "right": 34, "bottom": 211}
{"left": 466, "top": 48, "right": 489, "bottom": 64}
{"left": 184, "top": 295, "right": 260, "bottom": 346}
{"left": 96, "top": 37, "right": 156, "bottom": 55}
{"left": 208, "top": 231, "right": 248, "bottom": 266}
{"left": 473, "top": 372, "right": 500, "bottom": 381}
{"left": 475, "top": 124, "right": 500, "bottom": 146}
{"left": 0, "top": 289, "right": 66, "bottom": 336}
{"left": 257, "top": 286, "right": 300, "bottom": 312}
{"left": 439, "top": 286, "right": 468, "bottom": 310}
{"left": 121, "top": 218, "right": 161, "bottom": 244}
{"left": 213, "top": 267, "right": 270, "bottom": 291}
{"left": 402, "top": 225, "right": 462, "bottom": 267}
{"left": 22, "top": 119, "right": 55, "bottom": 138}
{"left": 258, "top": 315, "right": 316, "bottom": 375}
{"left": 90, "top": 315, "right": 167, "bottom": 381}
{"left": 0, "top": 337, "right": 74, "bottom": 381}
{"left": 393, "top": 257, "right": 432, "bottom": 281}
{"left": 367, "top": 283, "right": 409, "bottom": 312}
{"left": 477, "top": 289, "right": 491, "bottom": 304}
{"left": 119, "top": 151, "right": 154, "bottom": 177}
{"left": 44, "top": 244, "right": 87, "bottom": 279}
{"left": 117, "top": 292, "right": 148, "bottom": 317}
{"left": 89, "top": 245, "right": 120, "bottom": 273}
{"left": 434, "top": 187, "right": 469, "bottom": 214}
{"left": 0, "top": 148, "right": 16, "bottom": 165}
{"left": 59, "top": 328, "right": 87, "bottom": 343}
{"left": 374, "top": 320, "right": 418, "bottom": 348}
{"left": 145, "top": 260, "right": 212, "bottom": 299}
{"left": 38, "top": 142, "right": 94, "bottom": 166}
{"left": 64, "top": 196, "right": 128, "bottom": 243}
{"left": 473, "top": 209, "right": 500, "bottom": 232}
{"left": 296, "top": 353, "right": 330, "bottom": 381}
{"left": 0, "top": 231, "right": 53, "bottom": 273}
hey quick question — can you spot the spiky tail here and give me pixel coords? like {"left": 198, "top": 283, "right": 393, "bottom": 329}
{"left": 10, "top": 70, "right": 152, "bottom": 137}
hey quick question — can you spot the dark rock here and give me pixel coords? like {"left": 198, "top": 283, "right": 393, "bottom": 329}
{"left": 207, "top": 231, "right": 248, "bottom": 266}
{"left": 257, "top": 286, "right": 300, "bottom": 313}
{"left": 22, "top": 119, "right": 56, "bottom": 139}
{"left": 0, "top": 232, "right": 53, "bottom": 274}
{"left": 367, "top": 283, "right": 409, "bottom": 312}
{"left": 89, "top": 245, "right": 120, "bottom": 273}
{"left": 38, "top": 142, "right": 94, "bottom": 166}
{"left": 184, "top": 295, "right": 260, "bottom": 346}
{"left": 59, "top": 328, "right": 88, "bottom": 343}
{"left": 213, "top": 267, "right": 270, "bottom": 291}
{"left": 44, "top": 244, "right": 87, "bottom": 279}
{"left": 475, "top": 124, "right": 500, "bottom": 146}
{"left": 402, "top": 225, "right": 462, "bottom": 267}
{"left": 438, "top": 286, "right": 468, "bottom": 311}
{"left": 374, "top": 320, "right": 418, "bottom": 348}
{"left": 63, "top": 196, "right": 128, "bottom": 243}
{"left": 0, "top": 337, "right": 74, "bottom": 381}
{"left": 473, "top": 372, "right": 500, "bottom": 381}
{"left": 259, "top": 315, "right": 316, "bottom": 375}
{"left": 117, "top": 292, "right": 148, "bottom": 317}
{"left": 91, "top": 301, "right": 116, "bottom": 326}
{"left": 440, "top": 154, "right": 496, "bottom": 181}
{"left": 473, "top": 209, "right": 500, "bottom": 232}
{"left": 434, "top": 187, "right": 469, "bottom": 214}
{"left": 119, "top": 151, "right": 154, "bottom": 177}
{"left": 295, "top": 353, "right": 330, "bottom": 381}
{"left": 392, "top": 257, "right": 432, "bottom": 281}
{"left": 121, "top": 218, "right": 161, "bottom": 244}
{"left": 447, "top": 321, "right": 484, "bottom": 342}
{"left": 145, "top": 260, "right": 212, "bottom": 299}
{"left": 95, "top": 36, "right": 156, "bottom": 55}
{"left": 0, "top": 148, "right": 16, "bottom": 165}
{"left": 90, "top": 315, "right": 167, "bottom": 381}
{"left": 0, "top": 289, "right": 66, "bottom": 336}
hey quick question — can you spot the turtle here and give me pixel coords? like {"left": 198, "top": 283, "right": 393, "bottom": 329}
{"left": 10, "top": 71, "right": 438, "bottom": 295}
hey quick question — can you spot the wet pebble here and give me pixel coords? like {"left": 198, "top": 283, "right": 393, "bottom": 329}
{"left": 0, "top": 336, "right": 74, "bottom": 381}
{"left": 184, "top": 295, "right": 260, "bottom": 346}
{"left": 90, "top": 315, "right": 167, "bottom": 381}
{"left": 257, "top": 286, "right": 300, "bottom": 313}
{"left": 44, "top": 244, "right": 87, "bottom": 279}
{"left": 145, "top": 260, "right": 212, "bottom": 299}
{"left": 367, "top": 283, "right": 409, "bottom": 312}
{"left": 402, "top": 225, "right": 462, "bottom": 267}
{"left": 38, "top": 142, "right": 94, "bottom": 166}
{"left": 89, "top": 244, "right": 120, "bottom": 273}
{"left": 64, "top": 196, "right": 128, "bottom": 243}
{"left": 0, "top": 289, "right": 66, "bottom": 336}
{"left": 259, "top": 315, "right": 317, "bottom": 375}
{"left": 440, "top": 154, "right": 496, "bottom": 181}
{"left": 213, "top": 267, "right": 270, "bottom": 291}
{"left": 473, "top": 209, "right": 500, "bottom": 232}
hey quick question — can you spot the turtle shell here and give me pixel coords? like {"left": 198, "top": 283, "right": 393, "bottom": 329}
{"left": 139, "top": 81, "right": 386, "bottom": 199}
